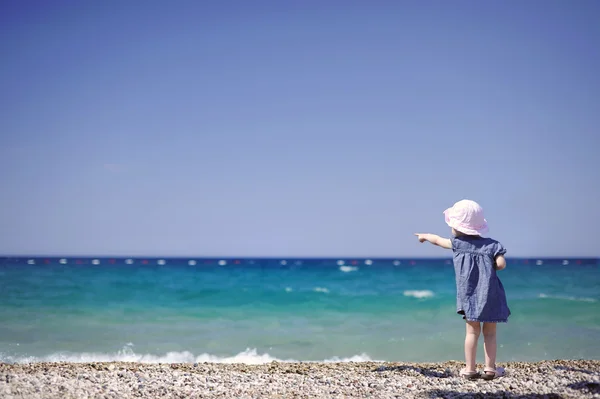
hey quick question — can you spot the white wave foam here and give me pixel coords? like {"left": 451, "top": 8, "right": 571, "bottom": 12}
{"left": 403, "top": 290, "right": 434, "bottom": 299}
{"left": 339, "top": 266, "right": 358, "bottom": 272}
{"left": 538, "top": 293, "right": 597, "bottom": 303}
{"left": 323, "top": 354, "right": 374, "bottom": 362}
{"left": 1, "top": 347, "right": 377, "bottom": 365}
{"left": 285, "top": 287, "right": 293, "bottom": 292}
{"left": 313, "top": 287, "right": 329, "bottom": 293}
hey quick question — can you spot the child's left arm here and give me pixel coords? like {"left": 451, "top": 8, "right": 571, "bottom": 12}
{"left": 414, "top": 233, "right": 452, "bottom": 249}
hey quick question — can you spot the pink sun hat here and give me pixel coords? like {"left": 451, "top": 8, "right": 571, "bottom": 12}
{"left": 443, "top": 199, "right": 489, "bottom": 236}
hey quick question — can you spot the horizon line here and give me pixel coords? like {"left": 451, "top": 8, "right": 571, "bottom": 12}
{"left": 1, "top": 255, "right": 598, "bottom": 261}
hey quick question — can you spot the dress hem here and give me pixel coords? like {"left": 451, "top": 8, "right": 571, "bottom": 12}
{"left": 457, "top": 310, "right": 509, "bottom": 323}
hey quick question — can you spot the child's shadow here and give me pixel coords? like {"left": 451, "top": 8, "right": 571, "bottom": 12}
{"left": 567, "top": 380, "right": 600, "bottom": 395}
{"left": 427, "top": 390, "right": 564, "bottom": 399}
{"left": 373, "top": 365, "right": 452, "bottom": 378}
{"left": 555, "top": 365, "right": 599, "bottom": 376}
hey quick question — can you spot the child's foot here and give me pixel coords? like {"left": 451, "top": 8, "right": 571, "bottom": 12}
{"left": 459, "top": 368, "right": 480, "bottom": 380}
{"left": 482, "top": 366, "right": 505, "bottom": 380}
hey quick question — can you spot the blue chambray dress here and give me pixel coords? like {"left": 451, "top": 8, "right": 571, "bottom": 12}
{"left": 450, "top": 236, "right": 511, "bottom": 323}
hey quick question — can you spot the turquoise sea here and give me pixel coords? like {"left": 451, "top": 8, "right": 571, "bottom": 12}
{"left": 1, "top": 257, "right": 598, "bottom": 364}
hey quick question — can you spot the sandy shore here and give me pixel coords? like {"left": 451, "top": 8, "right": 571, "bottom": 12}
{"left": 1, "top": 359, "right": 598, "bottom": 398}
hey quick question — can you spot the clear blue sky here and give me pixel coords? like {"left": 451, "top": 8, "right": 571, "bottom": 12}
{"left": 1, "top": 1, "right": 599, "bottom": 258}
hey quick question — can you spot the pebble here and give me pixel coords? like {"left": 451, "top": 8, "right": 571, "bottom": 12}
{"left": 0, "top": 360, "right": 598, "bottom": 398}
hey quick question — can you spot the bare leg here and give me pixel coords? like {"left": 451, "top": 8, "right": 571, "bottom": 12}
{"left": 482, "top": 322, "right": 497, "bottom": 370}
{"left": 464, "top": 321, "right": 481, "bottom": 372}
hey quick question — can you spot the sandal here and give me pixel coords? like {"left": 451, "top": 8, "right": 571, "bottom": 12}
{"left": 459, "top": 368, "right": 480, "bottom": 380}
{"left": 482, "top": 366, "right": 505, "bottom": 380}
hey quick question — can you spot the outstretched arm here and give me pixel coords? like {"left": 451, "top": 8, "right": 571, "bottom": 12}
{"left": 414, "top": 233, "right": 452, "bottom": 249}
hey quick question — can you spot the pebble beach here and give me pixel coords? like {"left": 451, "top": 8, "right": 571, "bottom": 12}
{"left": 1, "top": 359, "right": 598, "bottom": 399}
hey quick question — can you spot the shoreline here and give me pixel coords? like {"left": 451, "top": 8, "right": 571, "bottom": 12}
{"left": 1, "top": 359, "right": 599, "bottom": 398}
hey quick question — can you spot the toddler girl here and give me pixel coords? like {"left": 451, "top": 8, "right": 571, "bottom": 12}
{"left": 415, "top": 199, "right": 510, "bottom": 380}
